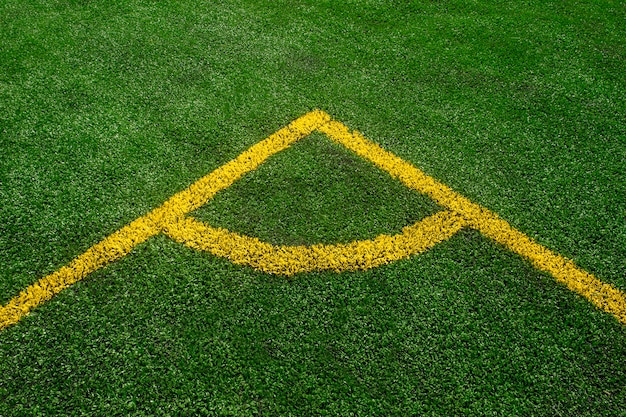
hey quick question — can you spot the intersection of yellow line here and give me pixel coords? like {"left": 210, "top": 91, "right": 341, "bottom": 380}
{"left": 1, "top": 110, "right": 625, "bottom": 330}
{"left": 164, "top": 211, "right": 466, "bottom": 275}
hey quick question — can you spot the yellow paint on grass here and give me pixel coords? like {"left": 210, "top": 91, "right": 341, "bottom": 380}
{"left": 319, "top": 119, "right": 626, "bottom": 324}
{"left": 1, "top": 110, "right": 625, "bottom": 330}
{"left": 164, "top": 211, "right": 466, "bottom": 275}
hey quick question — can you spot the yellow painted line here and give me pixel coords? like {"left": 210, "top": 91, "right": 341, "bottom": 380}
{"left": 1, "top": 109, "right": 625, "bottom": 331}
{"left": 0, "top": 111, "right": 329, "bottom": 330}
{"left": 318, "top": 119, "right": 626, "bottom": 324}
{"left": 159, "top": 110, "right": 331, "bottom": 220}
{"left": 163, "top": 211, "right": 466, "bottom": 275}
{"left": 0, "top": 212, "right": 164, "bottom": 330}
{"left": 468, "top": 215, "right": 626, "bottom": 326}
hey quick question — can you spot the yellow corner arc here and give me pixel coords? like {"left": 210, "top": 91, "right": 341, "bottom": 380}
{"left": 1, "top": 110, "right": 625, "bottom": 330}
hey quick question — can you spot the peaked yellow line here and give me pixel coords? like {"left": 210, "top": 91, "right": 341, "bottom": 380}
{"left": 1, "top": 110, "right": 624, "bottom": 330}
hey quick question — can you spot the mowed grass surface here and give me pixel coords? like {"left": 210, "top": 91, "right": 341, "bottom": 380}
{"left": 1, "top": 0, "right": 625, "bottom": 415}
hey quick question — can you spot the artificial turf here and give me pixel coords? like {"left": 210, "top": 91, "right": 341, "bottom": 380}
{"left": 193, "top": 132, "right": 441, "bottom": 246}
{"left": 1, "top": 0, "right": 625, "bottom": 415}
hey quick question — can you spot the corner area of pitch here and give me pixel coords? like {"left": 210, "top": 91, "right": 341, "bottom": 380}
{"left": 1, "top": 110, "right": 625, "bottom": 331}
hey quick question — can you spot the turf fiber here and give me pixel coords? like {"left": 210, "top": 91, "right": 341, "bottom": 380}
{"left": 1, "top": 0, "right": 625, "bottom": 415}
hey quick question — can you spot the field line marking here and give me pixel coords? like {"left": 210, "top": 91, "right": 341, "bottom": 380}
{"left": 319, "top": 119, "right": 626, "bottom": 324}
{"left": 163, "top": 211, "right": 466, "bottom": 275}
{"left": 159, "top": 110, "right": 331, "bottom": 220}
{"left": 0, "top": 213, "right": 163, "bottom": 330}
{"left": 2, "top": 109, "right": 625, "bottom": 329}
{"left": 0, "top": 111, "right": 329, "bottom": 330}
{"left": 467, "top": 214, "right": 626, "bottom": 326}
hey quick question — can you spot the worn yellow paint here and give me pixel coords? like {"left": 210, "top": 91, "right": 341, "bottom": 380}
{"left": 1, "top": 110, "right": 625, "bottom": 330}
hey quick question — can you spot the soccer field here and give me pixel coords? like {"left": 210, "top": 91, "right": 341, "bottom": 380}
{"left": 1, "top": 1, "right": 625, "bottom": 415}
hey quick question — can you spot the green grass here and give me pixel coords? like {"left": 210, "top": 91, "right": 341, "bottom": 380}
{"left": 1, "top": 0, "right": 625, "bottom": 415}
{"left": 193, "top": 132, "right": 441, "bottom": 245}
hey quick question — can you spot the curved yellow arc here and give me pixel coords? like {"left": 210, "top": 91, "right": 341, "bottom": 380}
{"left": 163, "top": 211, "right": 466, "bottom": 275}
{"left": 2, "top": 109, "right": 626, "bottom": 330}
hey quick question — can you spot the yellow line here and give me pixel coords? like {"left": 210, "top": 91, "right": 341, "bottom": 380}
{"left": 0, "top": 111, "right": 329, "bottom": 330}
{"left": 0, "top": 212, "right": 163, "bottom": 330}
{"left": 319, "top": 118, "right": 626, "bottom": 325}
{"left": 160, "top": 110, "right": 331, "bottom": 220}
{"left": 2, "top": 109, "right": 625, "bottom": 330}
{"left": 469, "top": 214, "right": 626, "bottom": 325}
{"left": 318, "top": 120, "right": 486, "bottom": 220}
{"left": 163, "top": 211, "right": 466, "bottom": 275}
